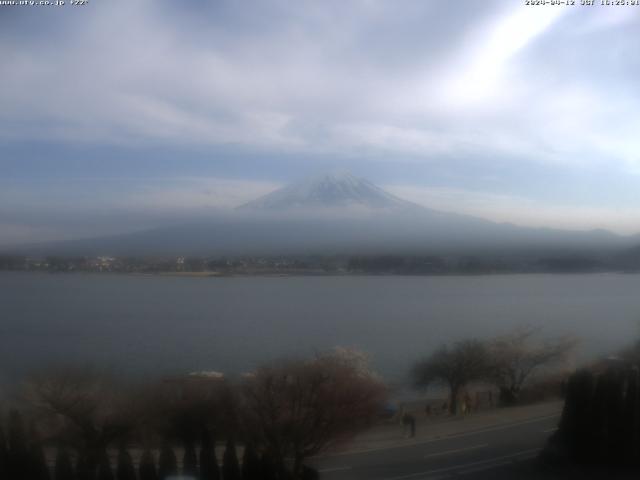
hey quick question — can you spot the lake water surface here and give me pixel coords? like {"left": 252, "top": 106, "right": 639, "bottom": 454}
{"left": 1, "top": 272, "right": 639, "bottom": 385}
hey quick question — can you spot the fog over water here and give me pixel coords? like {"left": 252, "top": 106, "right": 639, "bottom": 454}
{"left": 2, "top": 272, "right": 639, "bottom": 386}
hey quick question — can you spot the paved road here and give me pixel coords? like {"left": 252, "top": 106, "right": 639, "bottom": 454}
{"left": 312, "top": 413, "right": 560, "bottom": 480}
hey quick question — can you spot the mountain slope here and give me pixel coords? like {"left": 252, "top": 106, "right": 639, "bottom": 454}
{"left": 239, "top": 171, "right": 416, "bottom": 211}
{"left": 5, "top": 172, "right": 635, "bottom": 257}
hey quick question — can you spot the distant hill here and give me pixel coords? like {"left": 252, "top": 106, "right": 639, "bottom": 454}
{"left": 5, "top": 172, "right": 637, "bottom": 257}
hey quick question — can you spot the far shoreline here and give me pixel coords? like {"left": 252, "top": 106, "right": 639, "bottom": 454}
{"left": 1, "top": 269, "right": 639, "bottom": 278}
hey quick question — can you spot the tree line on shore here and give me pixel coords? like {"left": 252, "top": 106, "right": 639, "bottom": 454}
{"left": 3, "top": 251, "right": 639, "bottom": 275}
{"left": 412, "top": 327, "right": 576, "bottom": 414}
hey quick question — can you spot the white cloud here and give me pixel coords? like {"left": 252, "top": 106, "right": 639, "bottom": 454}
{"left": 2, "top": 1, "right": 640, "bottom": 241}
{"left": 0, "top": 0, "right": 621, "bottom": 164}
{"left": 434, "top": 5, "right": 566, "bottom": 109}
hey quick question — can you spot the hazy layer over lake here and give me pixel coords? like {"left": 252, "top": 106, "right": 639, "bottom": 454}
{"left": 1, "top": 272, "right": 639, "bottom": 385}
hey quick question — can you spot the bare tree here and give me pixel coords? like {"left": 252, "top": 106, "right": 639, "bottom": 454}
{"left": 141, "top": 372, "right": 232, "bottom": 443}
{"left": 413, "top": 340, "right": 489, "bottom": 415}
{"left": 21, "top": 368, "right": 143, "bottom": 462}
{"left": 487, "top": 327, "right": 576, "bottom": 405}
{"left": 240, "top": 349, "right": 386, "bottom": 479}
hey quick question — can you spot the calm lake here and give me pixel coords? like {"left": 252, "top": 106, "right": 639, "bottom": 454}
{"left": 1, "top": 272, "right": 639, "bottom": 385}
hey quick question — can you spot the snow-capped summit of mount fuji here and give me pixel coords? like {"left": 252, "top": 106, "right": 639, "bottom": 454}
{"left": 238, "top": 171, "right": 416, "bottom": 212}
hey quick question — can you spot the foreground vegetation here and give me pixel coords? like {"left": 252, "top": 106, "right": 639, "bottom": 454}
{"left": 0, "top": 350, "right": 386, "bottom": 480}
{"left": 542, "top": 340, "right": 640, "bottom": 472}
{"left": 0, "top": 328, "right": 579, "bottom": 479}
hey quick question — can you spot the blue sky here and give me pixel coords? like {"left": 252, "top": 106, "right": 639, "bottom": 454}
{"left": 1, "top": 0, "right": 640, "bottom": 245}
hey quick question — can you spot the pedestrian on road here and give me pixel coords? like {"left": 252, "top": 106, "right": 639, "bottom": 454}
{"left": 401, "top": 413, "right": 416, "bottom": 438}
{"left": 463, "top": 393, "right": 472, "bottom": 416}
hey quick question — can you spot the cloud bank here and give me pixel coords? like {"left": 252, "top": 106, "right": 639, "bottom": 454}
{"left": 1, "top": 0, "right": 640, "bottom": 243}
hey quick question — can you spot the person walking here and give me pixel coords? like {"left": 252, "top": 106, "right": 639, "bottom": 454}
{"left": 401, "top": 412, "right": 417, "bottom": 438}
{"left": 464, "top": 393, "right": 472, "bottom": 416}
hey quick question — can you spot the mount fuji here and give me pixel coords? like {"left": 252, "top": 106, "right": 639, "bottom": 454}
{"left": 8, "top": 172, "right": 635, "bottom": 257}
{"left": 239, "top": 171, "right": 416, "bottom": 212}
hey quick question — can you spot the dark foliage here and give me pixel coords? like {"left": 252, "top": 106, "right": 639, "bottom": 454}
{"left": 300, "top": 465, "right": 319, "bottom": 480}
{"left": 183, "top": 438, "right": 198, "bottom": 477}
{"left": 348, "top": 255, "right": 447, "bottom": 274}
{"left": 116, "top": 447, "right": 136, "bottom": 480}
{"left": 138, "top": 449, "right": 158, "bottom": 480}
{"left": 76, "top": 449, "right": 97, "bottom": 480}
{"left": 0, "top": 254, "right": 26, "bottom": 270}
{"left": 547, "top": 364, "right": 640, "bottom": 467}
{"left": 0, "top": 423, "right": 7, "bottom": 480}
{"left": 28, "top": 429, "right": 51, "bottom": 480}
{"left": 158, "top": 442, "right": 178, "bottom": 479}
{"left": 241, "top": 443, "right": 261, "bottom": 480}
{"left": 199, "top": 429, "right": 220, "bottom": 480}
{"left": 260, "top": 453, "right": 278, "bottom": 480}
{"left": 222, "top": 439, "right": 241, "bottom": 480}
{"left": 54, "top": 448, "right": 75, "bottom": 480}
{"left": 97, "top": 451, "right": 114, "bottom": 480}
{"left": 7, "top": 410, "right": 31, "bottom": 480}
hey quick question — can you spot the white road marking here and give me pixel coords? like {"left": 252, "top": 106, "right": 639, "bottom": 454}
{"left": 320, "top": 413, "right": 559, "bottom": 458}
{"left": 419, "top": 414, "right": 559, "bottom": 443}
{"left": 542, "top": 427, "right": 558, "bottom": 433}
{"left": 424, "top": 443, "right": 488, "bottom": 458}
{"left": 454, "top": 460, "right": 512, "bottom": 476}
{"left": 455, "top": 449, "right": 540, "bottom": 476}
{"left": 318, "top": 466, "right": 352, "bottom": 473}
{"left": 384, "top": 448, "right": 541, "bottom": 480}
